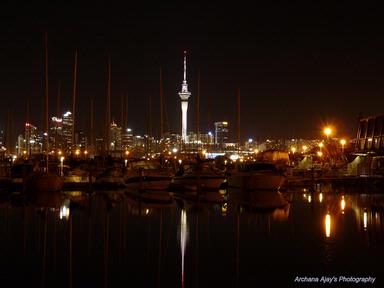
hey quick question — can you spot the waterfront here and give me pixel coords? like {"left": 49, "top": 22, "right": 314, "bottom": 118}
{"left": 0, "top": 185, "right": 383, "bottom": 287}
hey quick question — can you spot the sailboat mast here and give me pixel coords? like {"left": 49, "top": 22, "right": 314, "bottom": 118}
{"left": 160, "top": 67, "right": 164, "bottom": 139}
{"left": 120, "top": 93, "right": 124, "bottom": 129}
{"left": 90, "top": 98, "right": 94, "bottom": 156}
{"left": 197, "top": 70, "right": 200, "bottom": 148}
{"left": 106, "top": 56, "right": 111, "bottom": 155}
{"left": 72, "top": 50, "right": 78, "bottom": 153}
{"left": 57, "top": 81, "right": 61, "bottom": 117}
{"left": 44, "top": 32, "right": 49, "bottom": 172}
{"left": 125, "top": 92, "right": 128, "bottom": 129}
{"left": 236, "top": 88, "right": 241, "bottom": 153}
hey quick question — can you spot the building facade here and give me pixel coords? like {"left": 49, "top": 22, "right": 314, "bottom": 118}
{"left": 214, "top": 121, "right": 229, "bottom": 149}
{"left": 356, "top": 114, "right": 384, "bottom": 153}
{"left": 62, "top": 111, "right": 73, "bottom": 154}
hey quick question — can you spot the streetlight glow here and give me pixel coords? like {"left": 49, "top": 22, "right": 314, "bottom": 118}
{"left": 323, "top": 127, "right": 332, "bottom": 140}
{"left": 340, "top": 139, "right": 346, "bottom": 152}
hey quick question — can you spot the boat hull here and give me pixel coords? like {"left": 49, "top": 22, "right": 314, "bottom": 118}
{"left": 126, "top": 176, "right": 172, "bottom": 191}
{"left": 24, "top": 173, "right": 63, "bottom": 193}
{"left": 170, "top": 176, "right": 226, "bottom": 191}
{"left": 228, "top": 172, "right": 285, "bottom": 191}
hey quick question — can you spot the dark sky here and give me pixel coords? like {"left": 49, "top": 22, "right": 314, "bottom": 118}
{"left": 1, "top": 2, "right": 384, "bottom": 141}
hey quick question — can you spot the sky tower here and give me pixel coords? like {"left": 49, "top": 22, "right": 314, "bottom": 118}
{"left": 179, "top": 50, "right": 191, "bottom": 142}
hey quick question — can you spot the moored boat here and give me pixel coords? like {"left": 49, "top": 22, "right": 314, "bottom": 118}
{"left": 125, "top": 160, "right": 173, "bottom": 191}
{"left": 227, "top": 162, "right": 286, "bottom": 191}
{"left": 24, "top": 172, "right": 63, "bottom": 193}
{"left": 170, "top": 161, "right": 226, "bottom": 191}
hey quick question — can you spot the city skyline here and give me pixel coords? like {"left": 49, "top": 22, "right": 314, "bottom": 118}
{"left": 1, "top": 2, "right": 384, "bottom": 140}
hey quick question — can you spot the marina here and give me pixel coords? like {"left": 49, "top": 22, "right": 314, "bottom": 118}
{"left": 1, "top": 2, "right": 384, "bottom": 287}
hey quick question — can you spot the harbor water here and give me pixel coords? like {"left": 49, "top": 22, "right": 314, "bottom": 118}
{"left": 0, "top": 185, "right": 383, "bottom": 287}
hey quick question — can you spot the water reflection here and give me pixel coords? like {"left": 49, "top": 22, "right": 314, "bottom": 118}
{"left": 0, "top": 187, "right": 383, "bottom": 287}
{"left": 180, "top": 209, "right": 188, "bottom": 288}
{"left": 325, "top": 213, "right": 331, "bottom": 238}
{"left": 363, "top": 210, "right": 368, "bottom": 230}
{"left": 59, "top": 199, "right": 70, "bottom": 220}
{"left": 340, "top": 196, "right": 345, "bottom": 214}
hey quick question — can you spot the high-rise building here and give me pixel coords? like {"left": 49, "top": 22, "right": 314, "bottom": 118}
{"left": 214, "top": 121, "right": 229, "bottom": 149}
{"left": 16, "top": 135, "right": 25, "bottom": 156}
{"left": 178, "top": 51, "right": 191, "bottom": 143}
{"left": 110, "top": 121, "right": 122, "bottom": 151}
{"left": 0, "top": 129, "right": 4, "bottom": 147}
{"left": 121, "top": 128, "right": 134, "bottom": 149}
{"left": 75, "top": 130, "right": 87, "bottom": 149}
{"left": 25, "top": 122, "right": 39, "bottom": 155}
{"left": 62, "top": 111, "right": 73, "bottom": 154}
{"left": 50, "top": 117, "right": 63, "bottom": 152}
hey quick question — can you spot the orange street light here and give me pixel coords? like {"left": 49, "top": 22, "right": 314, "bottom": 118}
{"left": 323, "top": 127, "right": 332, "bottom": 140}
{"left": 340, "top": 139, "right": 346, "bottom": 153}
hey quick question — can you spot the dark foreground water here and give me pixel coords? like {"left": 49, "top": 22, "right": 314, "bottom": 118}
{"left": 0, "top": 185, "right": 384, "bottom": 287}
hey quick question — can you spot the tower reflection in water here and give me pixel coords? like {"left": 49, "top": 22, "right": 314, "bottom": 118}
{"left": 325, "top": 213, "right": 331, "bottom": 238}
{"left": 180, "top": 209, "right": 188, "bottom": 288}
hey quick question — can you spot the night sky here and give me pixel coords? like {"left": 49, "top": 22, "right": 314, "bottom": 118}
{"left": 1, "top": 2, "right": 383, "bottom": 141}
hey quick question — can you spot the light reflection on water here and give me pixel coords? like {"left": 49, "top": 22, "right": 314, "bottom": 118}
{"left": 325, "top": 213, "right": 331, "bottom": 238}
{"left": 0, "top": 186, "right": 383, "bottom": 287}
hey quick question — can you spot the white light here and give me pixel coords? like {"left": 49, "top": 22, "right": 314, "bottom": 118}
{"left": 59, "top": 199, "right": 70, "bottom": 220}
{"left": 51, "top": 117, "right": 63, "bottom": 123}
{"left": 319, "top": 193, "right": 323, "bottom": 203}
{"left": 363, "top": 211, "right": 368, "bottom": 229}
{"left": 208, "top": 131, "right": 212, "bottom": 136}
{"left": 229, "top": 154, "right": 239, "bottom": 161}
{"left": 63, "top": 111, "right": 72, "bottom": 117}
{"left": 248, "top": 138, "right": 253, "bottom": 143}
{"left": 325, "top": 213, "right": 331, "bottom": 238}
{"left": 172, "top": 148, "right": 178, "bottom": 153}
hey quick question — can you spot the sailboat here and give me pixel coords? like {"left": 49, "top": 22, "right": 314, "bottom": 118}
{"left": 24, "top": 33, "right": 63, "bottom": 193}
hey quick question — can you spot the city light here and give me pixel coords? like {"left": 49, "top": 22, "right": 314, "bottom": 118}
{"left": 75, "top": 149, "right": 80, "bottom": 156}
{"left": 291, "top": 147, "right": 296, "bottom": 154}
{"left": 302, "top": 145, "right": 307, "bottom": 153}
{"left": 323, "top": 127, "right": 332, "bottom": 140}
{"left": 341, "top": 195, "right": 345, "bottom": 214}
{"left": 340, "top": 139, "right": 346, "bottom": 152}
{"left": 317, "top": 151, "right": 323, "bottom": 157}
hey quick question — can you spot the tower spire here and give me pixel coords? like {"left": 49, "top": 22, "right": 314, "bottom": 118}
{"left": 179, "top": 50, "right": 191, "bottom": 142}
{"left": 183, "top": 50, "right": 187, "bottom": 84}
{"left": 181, "top": 50, "right": 189, "bottom": 93}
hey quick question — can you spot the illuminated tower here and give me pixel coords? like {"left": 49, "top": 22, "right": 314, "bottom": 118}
{"left": 178, "top": 51, "right": 191, "bottom": 142}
